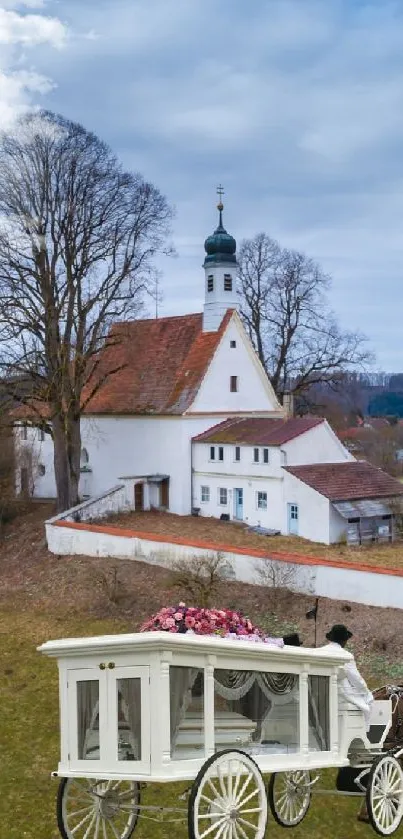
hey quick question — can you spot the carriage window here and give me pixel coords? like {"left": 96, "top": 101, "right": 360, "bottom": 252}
{"left": 214, "top": 669, "right": 299, "bottom": 755}
{"left": 77, "top": 681, "right": 100, "bottom": 760}
{"left": 308, "top": 675, "right": 330, "bottom": 751}
{"left": 116, "top": 678, "right": 142, "bottom": 761}
{"left": 170, "top": 667, "right": 205, "bottom": 760}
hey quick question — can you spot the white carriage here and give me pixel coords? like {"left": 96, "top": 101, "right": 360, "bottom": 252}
{"left": 39, "top": 631, "right": 403, "bottom": 839}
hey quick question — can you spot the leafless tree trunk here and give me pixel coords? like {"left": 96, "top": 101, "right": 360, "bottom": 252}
{"left": 0, "top": 111, "right": 172, "bottom": 511}
{"left": 238, "top": 233, "right": 372, "bottom": 399}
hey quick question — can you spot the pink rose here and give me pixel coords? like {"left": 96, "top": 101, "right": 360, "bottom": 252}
{"left": 174, "top": 612, "right": 183, "bottom": 621}
{"left": 185, "top": 615, "right": 195, "bottom": 628}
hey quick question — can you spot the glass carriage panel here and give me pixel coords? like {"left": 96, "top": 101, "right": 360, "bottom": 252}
{"left": 213, "top": 669, "right": 300, "bottom": 755}
{"left": 308, "top": 674, "right": 330, "bottom": 751}
{"left": 107, "top": 665, "right": 150, "bottom": 773}
{"left": 170, "top": 666, "right": 205, "bottom": 760}
{"left": 67, "top": 668, "right": 108, "bottom": 769}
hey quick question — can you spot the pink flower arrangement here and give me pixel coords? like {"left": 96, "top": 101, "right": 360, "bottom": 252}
{"left": 140, "top": 603, "right": 264, "bottom": 637}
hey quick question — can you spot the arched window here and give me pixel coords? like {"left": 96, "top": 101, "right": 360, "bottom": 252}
{"left": 80, "top": 448, "right": 89, "bottom": 468}
{"left": 38, "top": 464, "right": 46, "bottom": 476}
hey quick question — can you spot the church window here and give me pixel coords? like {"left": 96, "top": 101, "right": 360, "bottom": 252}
{"left": 263, "top": 448, "right": 269, "bottom": 464}
{"left": 230, "top": 375, "right": 238, "bottom": 392}
{"left": 207, "top": 275, "right": 214, "bottom": 292}
{"left": 253, "top": 448, "right": 259, "bottom": 463}
{"left": 218, "top": 446, "right": 224, "bottom": 461}
{"left": 218, "top": 487, "right": 228, "bottom": 506}
{"left": 80, "top": 448, "right": 90, "bottom": 468}
{"left": 210, "top": 446, "right": 215, "bottom": 460}
{"left": 21, "top": 425, "right": 27, "bottom": 441}
{"left": 234, "top": 446, "right": 240, "bottom": 461}
{"left": 230, "top": 340, "right": 236, "bottom": 348}
{"left": 38, "top": 464, "right": 46, "bottom": 477}
{"left": 201, "top": 486, "right": 210, "bottom": 503}
{"left": 224, "top": 274, "right": 232, "bottom": 291}
{"left": 39, "top": 428, "right": 45, "bottom": 441}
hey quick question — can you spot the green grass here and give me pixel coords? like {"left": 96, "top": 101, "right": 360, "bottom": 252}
{"left": 0, "top": 607, "right": 392, "bottom": 839}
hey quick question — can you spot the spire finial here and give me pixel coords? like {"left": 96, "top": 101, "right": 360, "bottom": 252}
{"left": 216, "top": 184, "right": 224, "bottom": 228}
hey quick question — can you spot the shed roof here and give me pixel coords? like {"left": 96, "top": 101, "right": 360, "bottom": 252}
{"left": 284, "top": 461, "right": 403, "bottom": 502}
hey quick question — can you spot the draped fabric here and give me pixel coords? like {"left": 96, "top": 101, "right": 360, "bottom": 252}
{"left": 118, "top": 678, "right": 142, "bottom": 760}
{"left": 77, "top": 680, "right": 100, "bottom": 760}
{"left": 308, "top": 676, "right": 329, "bottom": 751}
{"left": 213, "top": 670, "right": 297, "bottom": 700}
{"left": 170, "top": 667, "right": 200, "bottom": 752}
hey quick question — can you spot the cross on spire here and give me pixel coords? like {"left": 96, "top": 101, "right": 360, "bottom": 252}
{"left": 216, "top": 184, "right": 225, "bottom": 228}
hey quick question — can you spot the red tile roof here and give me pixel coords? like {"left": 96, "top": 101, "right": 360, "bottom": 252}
{"left": 82, "top": 310, "right": 234, "bottom": 415}
{"left": 284, "top": 461, "right": 403, "bottom": 501}
{"left": 193, "top": 416, "right": 323, "bottom": 445}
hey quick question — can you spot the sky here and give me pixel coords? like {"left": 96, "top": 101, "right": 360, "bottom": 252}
{"left": 1, "top": 0, "right": 403, "bottom": 371}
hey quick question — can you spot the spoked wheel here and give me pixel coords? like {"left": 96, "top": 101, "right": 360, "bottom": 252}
{"left": 366, "top": 755, "right": 403, "bottom": 836}
{"left": 188, "top": 749, "right": 267, "bottom": 839}
{"left": 57, "top": 777, "right": 140, "bottom": 839}
{"left": 268, "top": 770, "right": 311, "bottom": 827}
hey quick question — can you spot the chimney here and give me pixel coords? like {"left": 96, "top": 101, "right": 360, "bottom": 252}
{"left": 283, "top": 391, "right": 294, "bottom": 418}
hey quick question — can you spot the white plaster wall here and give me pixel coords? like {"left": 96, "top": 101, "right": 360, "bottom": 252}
{"left": 284, "top": 422, "right": 353, "bottom": 466}
{"left": 189, "top": 317, "right": 282, "bottom": 415}
{"left": 329, "top": 505, "right": 348, "bottom": 544}
{"left": 203, "top": 263, "right": 239, "bottom": 332}
{"left": 78, "top": 414, "right": 233, "bottom": 515}
{"left": 192, "top": 441, "right": 283, "bottom": 479}
{"left": 15, "top": 426, "right": 55, "bottom": 498}
{"left": 193, "top": 472, "right": 284, "bottom": 530}
{"left": 282, "top": 472, "right": 331, "bottom": 543}
{"left": 46, "top": 521, "right": 403, "bottom": 609}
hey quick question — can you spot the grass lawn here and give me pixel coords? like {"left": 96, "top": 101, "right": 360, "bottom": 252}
{"left": 103, "top": 509, "right": 403, "bottom": 571}
{"left": 0, "top": 606, "right": 388, "bottom": 839}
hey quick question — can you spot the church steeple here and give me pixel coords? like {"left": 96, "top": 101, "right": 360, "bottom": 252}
{"left": 203, "top": 186, "right": 238, "bottom": 331}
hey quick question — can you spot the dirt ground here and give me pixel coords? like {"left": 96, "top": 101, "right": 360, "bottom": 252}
{"left": 0, "top": 501, "right": 402, "bottom": 680}
{"left": 101, "top": 508, "right": 403, "bottom": 570}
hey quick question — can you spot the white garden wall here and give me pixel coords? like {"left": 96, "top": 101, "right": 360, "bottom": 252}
{"left": 45, "top": 516, "right": 403, "bottom": 610}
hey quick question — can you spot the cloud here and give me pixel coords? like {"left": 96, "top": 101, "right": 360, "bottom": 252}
{"left": 0, "top": 1, "right": 67, "bottom": 127}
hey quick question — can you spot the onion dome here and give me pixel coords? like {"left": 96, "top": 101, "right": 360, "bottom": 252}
{"left": 203, "top": 199, "right": 237, "bottom": 266}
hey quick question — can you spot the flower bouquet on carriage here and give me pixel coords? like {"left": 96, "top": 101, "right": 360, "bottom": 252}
{"left": 140, "top": 602, "right": 300, "bottom": 647}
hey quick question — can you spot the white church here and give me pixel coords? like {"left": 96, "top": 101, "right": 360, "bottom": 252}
{"left": 15, "top": 198, "right": 403, "bottom": 545}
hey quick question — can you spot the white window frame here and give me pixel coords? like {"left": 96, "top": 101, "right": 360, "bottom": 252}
{"left": 207, "top": 275, "right": 214, "bottom": 292}
{"left": 253, "top": 447, "right": 259, "bottom": 463}
{"left": 39, "top": 428, "right": 45, "bottom": 442}
{"left": 209, "top": 446, "right": 215, "bottom": 461}
{"left": 234, "top": 446, "right": 240, "bottom": 462}
{"left": 218, "top": 446, "right": 224, "bottom": 462}
{"left": 256, "top": 491, "right": 268, "bottom": 510}
{"left": 218, "top": 488, "right": 228, "bottom": 506}
{"left": 230, "top": 375, "right": 238, "bottom": 393}
{"left": 230, "top": 340, "right": 236, "bottom": 348}
{"left": 200, "top": 485, "right": 210, "bottom": 503}
{"left": 263, "top": 448, "right": 269, "bottom": 464}
{"left": 224, "top": 273, "right": 233, "bottom": 291}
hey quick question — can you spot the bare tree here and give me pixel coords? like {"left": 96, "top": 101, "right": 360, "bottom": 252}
{"left": 169, "top": 552, "right": 234, "bottom": 608}
{"left": 0, "top": 111, "right": 172, "bottom": 511}
{"left": 238, "top": 233, "right": 372, "bottom": 398}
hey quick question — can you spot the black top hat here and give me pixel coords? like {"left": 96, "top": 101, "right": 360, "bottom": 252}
{"left": 283, "top": 633, "right": 303, "bottom": 647}
{"left": 326, "top": 624, "right": 352, "bottom": 644}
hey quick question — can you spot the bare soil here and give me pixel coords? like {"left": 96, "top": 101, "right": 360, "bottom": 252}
{"left": 0, "top": 502, "right": 402, "bottom": 680}
{"left": 101, "top": 508, "right": 403, "bottom": 569}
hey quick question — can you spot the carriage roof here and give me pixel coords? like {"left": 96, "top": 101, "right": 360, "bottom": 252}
{"left": 38, "top": 630, "right": 353, "bottom": 666}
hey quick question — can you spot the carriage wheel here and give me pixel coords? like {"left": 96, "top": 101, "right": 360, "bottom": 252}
{"left": 366, "top": 755, "right": 403, "bottom": 836}
{"left": 268, "top": 770, "right": 311, "bottom": 827}
{"left": 57, "top": 778, "right": 140, "bottom": 839}
{"left": 188, "top": 749, "right": 267, "bottom": 839}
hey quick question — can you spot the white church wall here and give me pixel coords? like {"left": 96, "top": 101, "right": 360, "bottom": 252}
{"left": 189, "top": 317, "right": 282, "bottom": 415}
{"left": 284, "top": 421, "right": 353, "bottom": 466}
{"left": 14, "top": 426, "right": 55, "bottom": 498}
